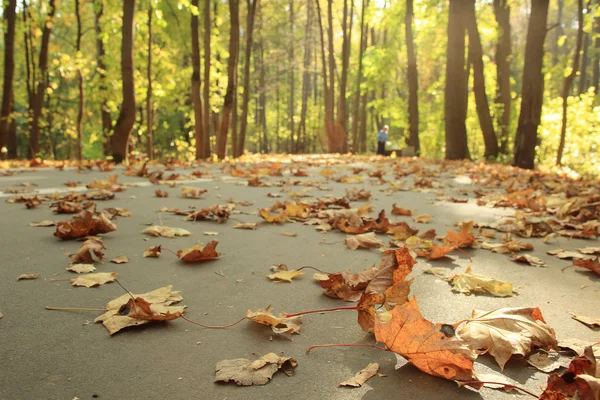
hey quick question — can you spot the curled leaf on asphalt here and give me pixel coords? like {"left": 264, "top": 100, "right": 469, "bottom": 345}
{"left": 340, "top": 363, "right": 380, "bottom": 387}
{"left": 570, "top": 313, "right": 600, "bottom": 329}
{"left": 546, "top": 249, "right": 589, "bottom": 260}
{"left": 143, "top": 245, "right": 162, "bottom": 258}
{"left": 0, "top": 312, "right": 3, "bottom": 319}
{"left": 17, "top": 273, "right": 40, "bottom": 281}
{"left": 416, "top": 244, "right": 455, "bottom": 260}
{"left": 154, "top": 189, "right": 168, "bottom": 197}
{"left": 185, "top": 205, "right": 232, "bottom": 223}
{"left": 143, "top": 225, "right": 192, "bottom": 238}
{"left": 540, "top": 344, "right": 600, "bottom": 399}
{"left": 267, "top": 269, "right": 304, "bottom": 282}
{"left": 280, "top": 231, "right": 297, "bottom": 237}
{"left": 578, "top": 247, "right": 600, "bottom": 255}
{"left": 526, "top": 351, "right": 570, "bottom": 373}
{"left": 214, "top": 353, "right": 297, "bottom": 386}
{"left": 455, "top": 307, "right": 557, "bottom": 370}
{"left": 345, "top": 232, "right": 385, "bottom": 250}
{"left": 345, "top": 188, "right": 371, "bottom": 201}
{"left": 480, "top": 240, "right": 533, "bottom": 253}
{"left": 314, "top": 264, "right": 379, "bottom": 302}
{"left": 425, "top": 266, "right": 515, "bottom": 297}
{"left": 234, "top": 222, "right": 258, "bottom": 230}
{"left": 413, "top": 214, "right": 432, "bottom": 223}
{"left": 28, "top": 220, "right": 58, "bottom": 227}
{"left": 259, "top": 208, "right": 289, "bottom": 223}
{"left": 54, "top": 211, "right": 117, "bottom": 240}
{"left": 177, "top": 241, "right": 221, "bottom": 262}
{"left": 572, "top": 257, "right": 600, "bottom": 275}
{"left": 374, "top": 297, "right": 477, "bottom": 381}
{"left": 511, "top": 254, "right": 546, "bottom": 267}
{"left": 95, "top": 285, "right": 185, "bottom": 335}
{"left": 111, "top": 256, "right": 129, "bottom": 264}
{"left": 391, "top": 204, "right": 412, "bottom": 216}
{"left": 71, "top": 237, "right": 105, "bottom": 264}
{"left": 180, "top": 186, "right": 208, "bottom": 198}
{"left": 245, "top": 305, "right": 302, "bottom": 334}
{"left": 71, "top": 272, "right": 118, "bottom": 288}
{"left": 66, "top": 264, "right": 96, "bottom": 274}
{"left": 102, "top": 207, "right": 132, "bottom": 218}
{"left": 442, "top": 229, "right": 476, "bottom": 249}
{"left": 386, "top": 222, "right": 419, "bottom": 241}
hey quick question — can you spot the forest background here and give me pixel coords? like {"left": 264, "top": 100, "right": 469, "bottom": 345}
{"left": 0, "top": 0, "right": 598, "bottom": 175}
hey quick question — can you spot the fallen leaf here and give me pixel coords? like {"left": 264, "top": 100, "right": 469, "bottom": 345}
{"left": 578, "top": 247, "right": 600, "bottom": 255}
{"left": 345, "top": 232, "right": 385, "bottom": 250}
{"left": 181, "top": 186, "right": 208, "bottom": 198}
{"left": 416, "top": 244, "right": 454, "bottom": 260}
{"left": 66, "top": 264, "right": 97, "bottom": 274}
{"left": 28, "top": 220, "right": 57, "bottom": 227}
{"left": 259, "top": 208, "right": 289, "bottom": 223}
{"left": 413, "top": 214, "right": 432, "bottom": 223}
{"left": 267, "top": 269, "right": 304, "bottom": 282}
{"left": 456, "top": 307, "right": 557, "bottom": 370}
{"left": 572, "top": 258, "right": 600, "bottom": 275}
{"left": 185, "top": 205, "right": 231, "bottom": 223}
{"left": 234, "top": 223, "right": 258, "bottom": 230}
{"left": 17, "top": 273, "right": 39, "bottom": 281}
{"left": 511, "top": 254, "right": 546, "bottom": 267}
{"left": 71, "top": 237, "right": 105, "bottom": 264}
{"left": 71, "top": 272, "right": 118, "bottom": 288}
{"left": 527, "top": 351, "right": 570, "bottom": 373}
{"left": 450, "top": 267, "right": 514, "bottom": 297}
{"left": 391, "top": 204, "right": 412, "bottom": 216}
{"left": 155, "top": 189, "right": 169, "bottom": 197}
{"left": 340, "top": 363, "right": 380, "bottom": 387}
{"left": 559, "top": 338, "right": 597, "bottom": 356}
{"left": 280, "top": 232, "right": 298, "bottom": 237}
{"left": 570, "top": 313, "right": 600, "bottom": 329}
{"left": 374, "top": 297, "right": 477, "bottom": 381}
{"left": 245, "top": 305, "right": 302, "bottom": 334}
{"left": 177, "top": 241, "right": 221, "bottom": 262}
{"left": 442, "top": 229, "right": 476, "bottom": 248}
{"left": 0, "top": 312, "right": 3, "bottom": 319}
{"left": 204, "top": 231, "right": 219, "bottom": 236}
{"left": 54, "top": 211, "right": 117, "bottom": 240}
{"left": 143, "top": 226, "right": 192, "bottom": 238}
{"left": 95, "top": 286, "right": 185, "bottom": 335}
{"left": 215, "top": 353, "right": 297, "bottom": 386}
{"left": 480, "top": 240, "right": 533, "bottom": 253}
{"left": 314, "top": 265, "right": 379, "bottom": 302}
{"left": 143, "top": 245, "right": 161, "bottom": 258}
{"left": 540, "top": 344, "right": 600, "bottom": 399}
{"left": 547, "top": 249, "right": 589, "bottom": 260}
{"left": 111, "top": 256, "right": 129, "bottom": 264}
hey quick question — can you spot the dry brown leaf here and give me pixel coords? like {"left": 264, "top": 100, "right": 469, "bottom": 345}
{"left": 391, "top": 204, "right": 412, "bottom": 216}
{"left": 267, "top": 269, "right": 304, "bottom": 282}
{"left": 177, "top": 241, "right": 221, "bottom": 262}
{"left": 180, "top": 186, "right": 208, "bottom": 198}
{"left": 511, "top": 254, "right": 546, "bottom": 267}
{"left": 185, "top": 205, "right": 231, "bottom": 223}
{"left": 28, "top": 220, "right": 57, "bottom": 227}
{"left": 547, "top": 249, "right": 589, "bottom": 260}
{"left": 111, "top": 256, "right": 129, "bottom": 264}
{"left": 245, "top": 305, "right": 302, "bottom": 334}
{"left": 572, "top": 258, "right": 600, "bottom": 275}
{"left": 480, "top": 240, "right": 533, "bottom": 253}
{"left": 54, "top": 211, "right": 117, "bottom": 240}
{"left": 143, "top": 226, "right": 191, "bottom": 238}
{"left": 17, "top": 273, "right": 39, "bottom": 281}
{"left": 259, "top": 208, "right": 289, "bottom": 223}
{"left": 413, "top": 214, "right": 432, "bottom": 223}
{"left": 578, "top": 247, "right": 600, "bottom": 255}
{"left": 214, "top": 353, "right": 297, "bottom": 386}
{"left": 442, "top": 230, "right": 476, "bottom": 248}
{"left": 95, "top": 286, "right": 185, "bottom": 335}
{"left": 71, "top": 272, "right": 118, "bottom": 288}
{"left": 345, "top": 232, "right": 385, "bottom": 250}
{"left": 66, "top": 264, "right": 97, "bottom": 274}
{"left": 71, "top": 237, "right": 105, "bottom": 264}
{"left": 154, "top": 189, "right": 169, "bottom": 197}
{"left": 540, "top": 344, "right": 600, "bottom": 399}
{"left": 456, "top": 307, "right": 557, "bottom": 370}
{"left": 340, "top": 363, "right": 380, "bottom": 387}
{"left": 280, "top": 232, "right": 298, "bottom": 237}
{"left": 570, "top": 313, "right": 600, "bottom": 329}
{"left": 234, "top": 223, "right": 258, "bottom": 230}
{"left": 450, "top": 267, "right": 514, "bottom": 297}
{"left": 374, "top": 297, "right": 477, "bottom": 381}
{"left": 143, "top": 245, "right": 161, "bottom": 258}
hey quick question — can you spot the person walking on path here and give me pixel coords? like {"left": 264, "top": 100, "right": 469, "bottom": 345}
{"left": 376, "top": 125, "right": 389, "bottom": 155}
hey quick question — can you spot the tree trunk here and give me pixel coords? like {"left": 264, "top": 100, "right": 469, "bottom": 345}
{"left": 405, "top": 0, "right": 419, "bottom": 155}
{"left": 28, "top": 0, "right": 57, "bottom": 158}
{"left": 493, "top": 0, "right": 511, "bottom": 154}
{"left": 94, "top": 0, "right": 112, "bottom": 157}
{"left": 216, "top": 0, "right": 239, "bottom": 159}
{"left": 557, "top": 0, "right": 584, "bottom": 166}
{"left": 75, "top": 0, "right": 84, "bottom": 162}
{"left": 444, "top": 0, "right": 469, "bottom": 160}
{"left": 594, "top": 8, "right": 600, "bottom": 96}
{"left": 513, "top": 0, "right": 549, "bottom": 170}
{"left": 111, "top": 0, "right": 136, "bottom": 163}
{"left": 334, "top": 0, "right": 352, "bottom": 154}
{"left": 0, "top": 0, "right": 16, "bottom": 159}
{"left": 351, "top": 0, "right": 367, "bottom": 153}
{"left": 578, "top": 29, "right": 590, "bottom": 95}
{"left": 466, "top": 0, "right": 498, "bottom": 159}
{"left": 202, "top": 0, "right": 211, "bottom": 158}
{"left": 297, "top": 0, "right": 312, "bottom": 154}
{"left": 191, "top": 0, "right": 204, "bottom": 160}
{"left": 146, "top": 3, "right": 153, "bottom": 160}
{"left": 288, "top": 0, "right": 296, "bottom": 153}
{"left": 237, "top": 0, "right": 258, "bottom": 157}
{"left": 553, "top": 0, "right": 564, "bottom": 67}
{"left": 7, "top": 95, "right": 17, "bottom": 158}
{"left": 325, "top": 0, "right": 337, "bottom": 151}
{"left": 258, "top": 13, "right": 267, "bottom": 153}
{"left": 314, "top": 0, "right": 333, "bottom": 152}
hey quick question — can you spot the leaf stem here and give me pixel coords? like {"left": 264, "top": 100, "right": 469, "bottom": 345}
{"left": 458, "top": 381, "right": 539, "bottom": 398}
{"left": 45, "top": 306, "right": 106, "bottom": 312}
{"left": 306, "top": 343, "right": 388, "bottom": 354}
{"left": 295, "top": 265, "right": 331, "bottom": 274}
{"left": 179, "top": 314, "right": 247, "bottom": 329}
{"left": 285, "top": 305, "right": 357, "bottom": 318}
{"left": 161, "top": 246, "right": 180, "bottom": 258}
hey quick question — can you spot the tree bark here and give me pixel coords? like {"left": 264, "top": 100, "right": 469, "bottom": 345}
{"left": 325, "top": 0, "right": 337, "bottom": 151}
{"left": 493, "top": 0, "right": 511, "bottom": 154}
{"left": 202, "top": 0, "right": 211, "bottom": 158}
{"left": 557, "top": 0, "right": 584, "bottom": 166}
{"left": 94, "top": 0, "right": 112, "bottom": 157}
{"left": 146, "top": 3, "right": 153, "bottom": 160}
{"left": 216, "top": 0, "right": 239, "bottom": 159}
{"left": 444, "top": 0, "right": 469, "bottom": 160}
{"left": 513, "top": 0, "right": 549, "bottom": 170}
{"left": 0, "top": 0, "right": 16, "bottom": 159}
{"left": 405, "top": 0, "right": 419, "bottom": 155}
{"left": 28, "top": 0, "right": 57, "bottom": 158}
{"left": 289, "top": 0, "right": 296, "bottom": 153}
{"left": 297, "top": 0, "right": 312, "bottom": 154}
{"left": 75, "top": 0, "right": 84, "bottom": 162}
{"left": 334, "top": 0, "right": 352, "bottom": 153}
{"left": 466, "top": 0, "right": 498, "bottom": 159}
{"left": 594, "top": 7, "right": 600, "bottom": 96}
{"left": 111, "top": 0, "right": 136, "bottom": 163}
{"left": 578, "top": 28, "right": 590, "bottom": 95}
{"left": 237, "top": 0, "right": 258, "bottom": 157}
{"left": 257, "top": 10, "right": 267, "bottom": 153}
{"left": 314, "top": 0, "right": 334, "bottom": 152}
{"left": 191, "top": 0, "right": 204, "bottom": 160}
{"left": 352, "top": 0, "right": 367, "bottom": 153}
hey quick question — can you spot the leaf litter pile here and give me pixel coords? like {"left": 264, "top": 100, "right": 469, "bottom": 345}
{"left": 3, "top": 155, "right": 600, "bottom": 398}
